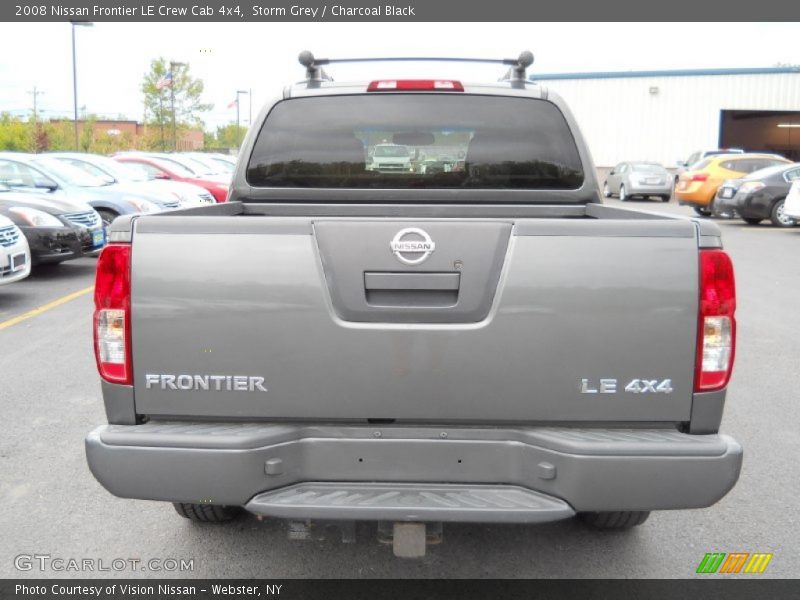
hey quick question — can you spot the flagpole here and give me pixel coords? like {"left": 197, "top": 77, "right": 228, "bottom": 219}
{"left": 159, "top": 94, "right": 164, "bottom": 151}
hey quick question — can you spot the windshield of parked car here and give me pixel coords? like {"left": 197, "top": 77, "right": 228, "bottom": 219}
{"left": 186, "top": 155, "right": 227, "bottom": 174}
{"left": 160, "top": 155, "right": 216, "bottom": 176}
{"left": 373, "top": 145, "right": 410, "bottom": 158}
{"left": 211, "top": 157, "right": 235, "bottom": 172}
{"left": 57, "top": 158, "right": 116, "bottom": 183}
{"left": 84, "top": 156, "right": 152, "bottom": 183}
{"left": 32, "top": 157, "right": 108, "bottom": 187}
{"left": 142, "top": 157, "right": 196, "bottom": 178}
{"left": 247, "top": 95, "right": 584, "bottom": 190}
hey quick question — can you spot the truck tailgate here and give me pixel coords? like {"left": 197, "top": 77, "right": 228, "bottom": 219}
{"left": 131, "top": 216, "right": 698, "bottom": 422}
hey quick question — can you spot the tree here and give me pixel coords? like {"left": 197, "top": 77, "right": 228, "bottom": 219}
{"left": 0, "top": 113, "right": 34, "bottom": 151}
{"left": 204, "top": 123, "right": 248, "bottom": 150}
{"left": 141, "top": 58, "right": 211, "bottom": 150}
{"left": 80, "top": 114, "right": 96, "bottom": 152}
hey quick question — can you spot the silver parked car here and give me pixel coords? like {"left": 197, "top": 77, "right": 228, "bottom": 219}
{"left": 603, "top": 162, "right": 672, "bottom": 202}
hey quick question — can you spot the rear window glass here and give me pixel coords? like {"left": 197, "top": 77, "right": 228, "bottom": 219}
{"left": 246, "top": 95, "right": 584, "bottom": 190}
{"left": 722, "top": 158, "right": 786, "bottom": 173}
{"left": 693, "top": 159, "right": 712, "bottom": 170}
{"left": 631, "top": 163, "right": 664, "bottom": 172}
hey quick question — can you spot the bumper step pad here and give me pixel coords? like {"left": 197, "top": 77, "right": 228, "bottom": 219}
{"left": 245, "top": 482, "right": 575, "bottom": 523}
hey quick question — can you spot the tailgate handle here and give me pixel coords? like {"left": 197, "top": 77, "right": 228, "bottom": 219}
{"left": 364, "top": 272, "right": 460, "bottom": 291}
{"left": 363, "top": 272, "right": 460, "bottom": 308}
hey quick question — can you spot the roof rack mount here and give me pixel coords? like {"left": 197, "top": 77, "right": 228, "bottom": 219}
{"left": 297, "top": 51, "right": 535, "bottom": 83}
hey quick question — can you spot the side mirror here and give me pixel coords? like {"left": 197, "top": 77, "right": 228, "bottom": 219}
{"left": 34, "top": 178, "right": 58, "bottom": 191}
{"left": 609, "top": 170, "right": 615, "bottom": 176}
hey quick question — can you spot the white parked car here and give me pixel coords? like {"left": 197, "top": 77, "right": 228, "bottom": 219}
{"left": 784, "top": 180, "right": 800, "bottom": 221}
{"left": 0, "top": 214, "right": 31, "bottom": 285}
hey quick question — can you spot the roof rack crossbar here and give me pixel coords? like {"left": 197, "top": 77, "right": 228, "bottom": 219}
{"left": 297, "top": 51, "right": 535, "bottom": 83}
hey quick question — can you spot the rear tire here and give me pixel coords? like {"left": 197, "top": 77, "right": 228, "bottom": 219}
{"left": 173, "top": 503, "right": 242, "bottom": 522}
{"left": 660, "top": 195, "right": 670, "bottom": 203}
{"left": 770, "top": 198, "right": 796, "bottom": 227}
{"left": 579, "top": 511, "right": 651, "bottom": 530}
{"left": 742, "top": 217, "right": 762, "bottom": 225}
{"left": 693, "top": 206, "right": 712, "bottom": 217}
{"left": 603, "top": 182, "right": 612, "bottom": 198}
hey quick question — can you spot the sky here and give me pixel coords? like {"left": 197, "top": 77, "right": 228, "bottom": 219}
{"left": 0, "top": 22, "right": 798, "bottom": 131}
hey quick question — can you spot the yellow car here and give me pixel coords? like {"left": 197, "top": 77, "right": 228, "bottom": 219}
{"left": 675, "top": 153, "right": 790, "bottom": 215}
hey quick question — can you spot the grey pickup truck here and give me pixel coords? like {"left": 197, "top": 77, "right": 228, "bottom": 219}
{"left": 86, "top": 52, "right": 742, "bottom": 557}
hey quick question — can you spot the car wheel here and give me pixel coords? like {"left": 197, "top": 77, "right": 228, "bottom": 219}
{"left": 619, "top": 185, "right": 627, "bottom": 201}
{"left": 578, "top": 511, "right": 650, "bottom": 530}
{"left": 173, "top": 503, "right": 242, "bottom": 522}
{"left": 693, "top": 206, "right": 712, "bottom": 217}
{"left": 770, "top": 198, "right": 796, "bottom": 227}
{"left": 603, "top": 182, "right": 612, "bottom": 198}
{"left": 742, "top": 217, "right": 763, "bottom": 225}
{"left": 660, "top": 195, "right": 670, "bottom": 203}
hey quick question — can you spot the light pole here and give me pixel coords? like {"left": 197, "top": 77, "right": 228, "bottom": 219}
{"left": 71, "top": 21, "right": 93, "bottom": 150}
{"left": 169, "top": 61, "right": 187, "bottom": 150}
{"left": 236, "top": 89, "right": 249, "bottom": 148}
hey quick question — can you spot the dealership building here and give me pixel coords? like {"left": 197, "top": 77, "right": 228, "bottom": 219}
{"left": 531, "top": 67, "right": 800, "bottom": 168}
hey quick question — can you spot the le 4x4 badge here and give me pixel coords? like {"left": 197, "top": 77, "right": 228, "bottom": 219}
{"left": 580, "top": 378, "right": 674, "bottom": 394}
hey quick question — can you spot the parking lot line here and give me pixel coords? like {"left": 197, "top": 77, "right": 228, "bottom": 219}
{"left": 0, "top": 286, "right": 94, "bottom": 331}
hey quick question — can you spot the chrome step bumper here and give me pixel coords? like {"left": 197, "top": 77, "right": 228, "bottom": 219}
{"left": 246, "top": 482, "right": 575, "bottom": 523}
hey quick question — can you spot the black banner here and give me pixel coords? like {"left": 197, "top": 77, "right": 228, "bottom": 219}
{"left": 3, "top": 0, "right": 800, "bottom": 22}
{"left": 3, "top": 579, "right": 800, "bottom": 600}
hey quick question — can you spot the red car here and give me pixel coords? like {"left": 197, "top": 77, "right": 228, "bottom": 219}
{"left": 114, "top": 154, "right": 229, "bottom": 203}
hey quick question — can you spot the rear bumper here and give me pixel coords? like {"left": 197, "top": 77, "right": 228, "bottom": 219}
{"left": 86, "top": 423, "right": 742, "bottom": 522}
{"left": 626, "top": 184, "right": 672, "bottom": 196}
{"left": 714, "top": 192, "right": 772, "bottom": 220}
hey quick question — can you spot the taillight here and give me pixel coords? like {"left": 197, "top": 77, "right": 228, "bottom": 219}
{"left": 695, "top": 250, "right": 736, "bottom": 392}
{"left": 93, "top": 243, "right": 132, "bottom": 385}
{"left": 691, "top": 173, "right": 709, "bottom": 182}
{"left": 367, "top": 80, "right": 464, "bottom": 92}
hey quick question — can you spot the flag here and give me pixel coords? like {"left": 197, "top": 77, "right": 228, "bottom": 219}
{"left": 227, "top": 98, "right": 238, "bottom": 109}
{"left": 156, "top": 72, "right": 173, "bottom": 90}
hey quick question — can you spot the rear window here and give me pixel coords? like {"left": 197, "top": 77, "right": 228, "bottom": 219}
{"left": 631, "top": 163, "right": 664, "bottom": 172}
{"left": 246, "top": 95, "right": 584, "bottom": 190}
{"left": 722, "top": 158, "right": 787, "bottom": 173}
{"left": 693, "top": 159, "right": 712, "bottom": 170}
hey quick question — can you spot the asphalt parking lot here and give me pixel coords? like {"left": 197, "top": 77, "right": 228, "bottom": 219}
{"left": 1, "top": 198, "right": 798, "bottom": 578}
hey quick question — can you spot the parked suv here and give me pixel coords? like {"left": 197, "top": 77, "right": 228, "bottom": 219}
{"left": 86, "top": 53, "right": 742, "bottom": 558}
{"left": 675, "top": 148, "right": 744, "bottom": 183}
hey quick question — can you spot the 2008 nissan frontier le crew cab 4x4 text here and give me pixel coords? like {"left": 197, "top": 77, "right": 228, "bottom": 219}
{"left": 85, "top": 51, "right": 742, "bottom": 558}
